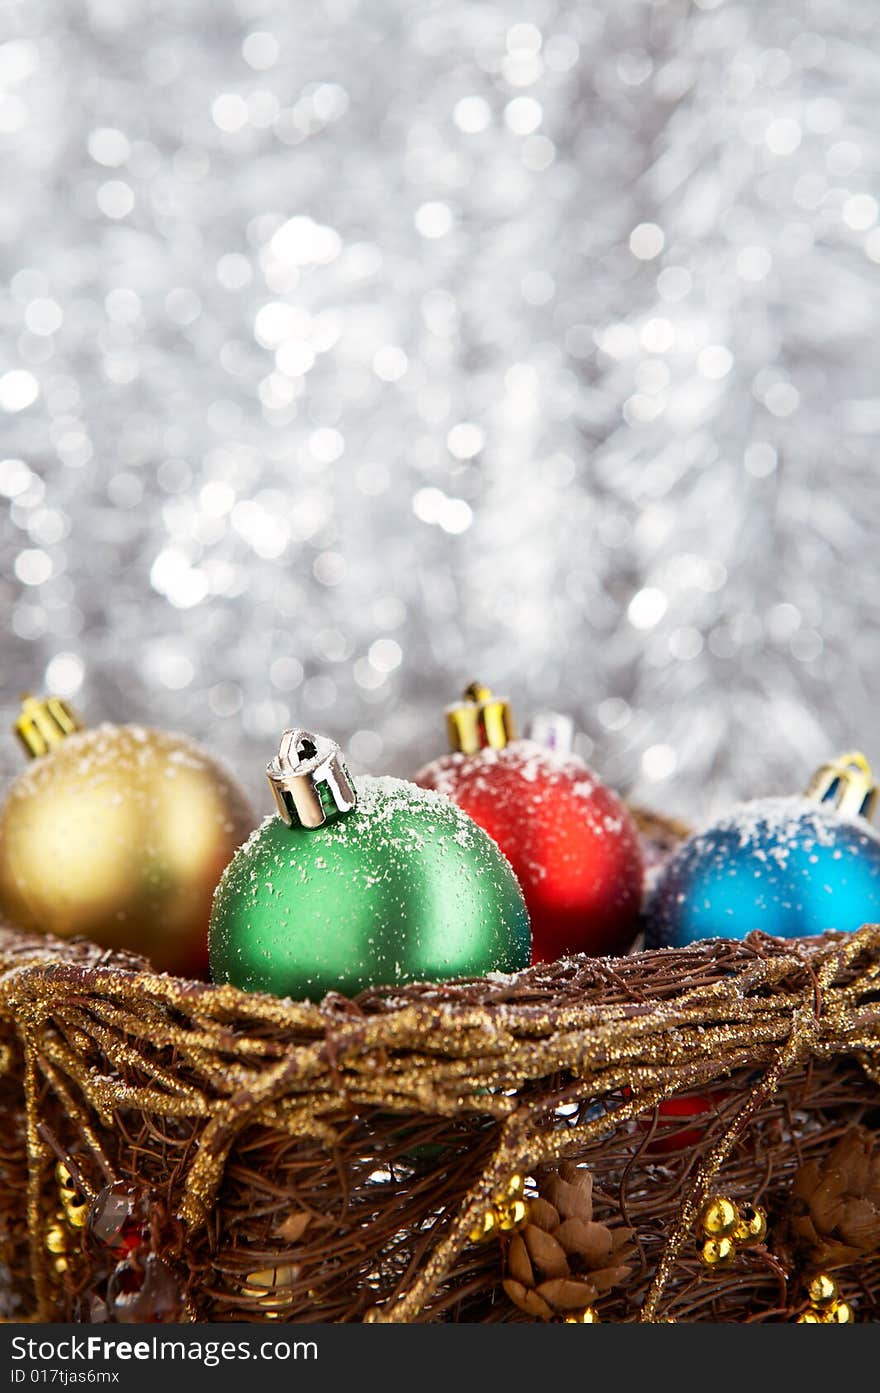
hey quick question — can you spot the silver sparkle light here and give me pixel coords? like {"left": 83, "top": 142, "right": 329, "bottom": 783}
{"left": 1, "top": 0, "right": 879, "bottom": 823}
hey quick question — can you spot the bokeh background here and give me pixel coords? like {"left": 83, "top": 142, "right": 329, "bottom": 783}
{"left": 2, "top": 0, "right": 879, "bottom": 818}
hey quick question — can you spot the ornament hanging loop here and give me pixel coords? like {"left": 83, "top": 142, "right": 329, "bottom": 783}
{"left": 446, "top": 683, "right": 515, "bottom": 755}
{"left": 267, "top": 728, "right": 357, "bottom": 829}
{"left": 526, "top": 711, "right": 575, "bottom": 754}
{"left": 14, "top": 694, "right": 82, "bottom": 760}
{"left": 805, "top": 751, "right": 878, "bottom": 823}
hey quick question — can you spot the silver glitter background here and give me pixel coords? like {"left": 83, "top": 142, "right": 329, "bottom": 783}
{"left": 2, "top": 0, "right": 879, "bottom": 819}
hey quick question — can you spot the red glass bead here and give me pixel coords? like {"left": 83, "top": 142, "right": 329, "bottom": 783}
{"left": 88, "top": 1182, "right": 149, "bottom": 1252}
{"left": 106, "top": 1254, "right": 180, "bottom": 1323}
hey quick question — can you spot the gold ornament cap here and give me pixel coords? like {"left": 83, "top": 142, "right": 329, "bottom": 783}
{"left": 805, "top": 751, "right": 878, "bottom": 822}
{"left": 267, "top": 728, "right": 357, "bottom": 830}
{"left": 446, "top": 683, "right": 516, "bottom": 755}
{"left": 14, "top": 694, "right": 82, "bottom": 760}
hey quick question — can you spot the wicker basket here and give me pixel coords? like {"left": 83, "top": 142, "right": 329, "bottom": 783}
{"left": 1, "top": 811, "right": 879, "bottom": 1324}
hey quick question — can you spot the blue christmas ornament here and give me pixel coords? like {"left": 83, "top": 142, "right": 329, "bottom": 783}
{"left": 646, "top": 752, "right": 880, "bottom": 949}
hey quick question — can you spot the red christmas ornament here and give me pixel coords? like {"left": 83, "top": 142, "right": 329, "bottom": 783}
{"left": 415, "top": 685, "right": 644, "bottom": 962}
{"left": 627, "top": 1088, "right": 732, "bottom": 1154}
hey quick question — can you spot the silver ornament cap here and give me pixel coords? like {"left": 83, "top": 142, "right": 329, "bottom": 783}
{"left": 526, "top": 710, "right": 575, "bottom": 755}
{"left": 266, "top": 728, "right": 357, "bottom": 829}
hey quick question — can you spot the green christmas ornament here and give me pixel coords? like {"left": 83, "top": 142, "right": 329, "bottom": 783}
{"left": 209, "top": 728, "right": 531, "bottom": 1000}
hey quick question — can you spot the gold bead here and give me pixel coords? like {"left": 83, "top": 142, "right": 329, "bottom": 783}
{"left": 699, "top": 1235, "right": 736, "bottom": 1267}
{"left": 797, "top": 1310, "right": 823, "bottom": 1324}
{"left": 242, "top": 1265, "right": 298, "bottom": 1315}
{"left": 469, "top": 1175, "right": 529, "bottom": 1242}
{"left": 52, "top": 1256, "right": 69, "bottom": 1276}
{"left": 824, "top": 1301, "right": 854, "bottom": 1324}
{"left": 56, "top": 1161, "right": 89, "bottom": 1228}
{"left": 565, "top": 1307, "right": 600, "bottom": 1324}
{"left": 469, "top": 1209, "right": 498, "bottom": 1243}
{"left": 497, "top": 1198, "right": 529, "bottom": 1232}
{"left": 63, "top": 1197, "right": 89, "bottom": 1229}
{"left": 699, "top": 1197, "right": 739, "bottom": 1238}
{"left": 55, "top": 1162, "right": 77, "bottom": 1195}
{"left": 808, "top": 1273, "right": 839, "bottom": 1309}
{"left": 733, "top": 1204, "right": 767, "bottom": 1246}
{"left": 45, "top": 1224, "right": 67, "bottom": 1256}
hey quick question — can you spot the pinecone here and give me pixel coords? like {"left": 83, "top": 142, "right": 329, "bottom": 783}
{"left": 789, "top": 1127, "right": 880, "bottom": 1270}
{"left": 503, "top": 1163, "right": 635, "bottom": 1320}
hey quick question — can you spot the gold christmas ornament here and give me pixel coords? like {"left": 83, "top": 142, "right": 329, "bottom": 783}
{"left": 0, "top": 696, "right": 255, "bottom": 976}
